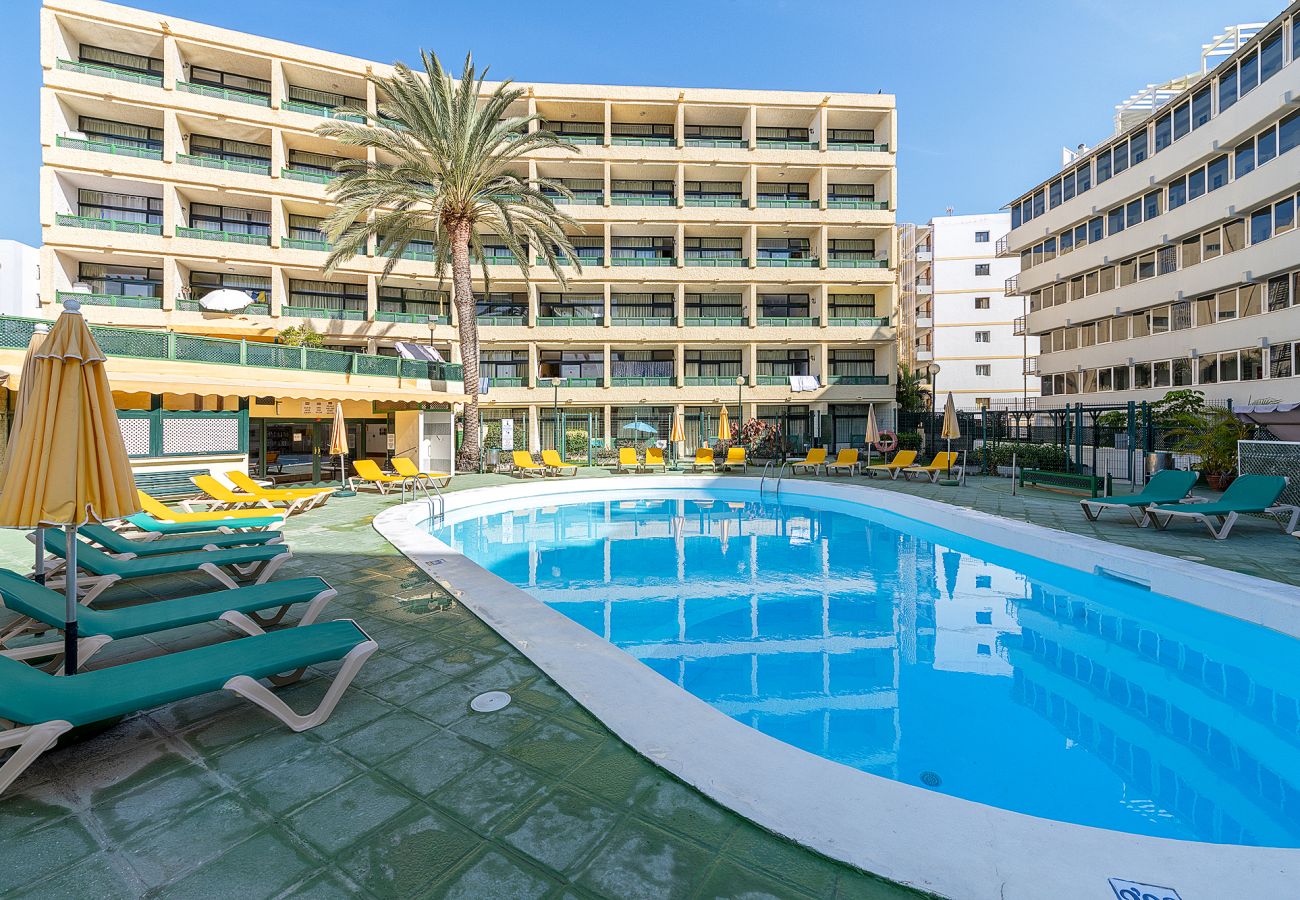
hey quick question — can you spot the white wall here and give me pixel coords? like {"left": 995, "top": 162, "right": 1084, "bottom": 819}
{"left": 0, "top": 240, "right": 41, "bottom": 317}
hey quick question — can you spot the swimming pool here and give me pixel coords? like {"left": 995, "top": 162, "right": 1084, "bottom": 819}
{"left": 426, "top": 486, "right": 1300, "bottom": 847}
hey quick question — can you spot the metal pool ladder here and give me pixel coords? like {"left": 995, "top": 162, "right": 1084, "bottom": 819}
{"left": 760, "top": 460, "right": 789, "bottom": 497}
{"left": 401, "top": 475, "right": 445, "bottom": 521}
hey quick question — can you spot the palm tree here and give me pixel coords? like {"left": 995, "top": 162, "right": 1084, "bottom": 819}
{"left": 316, "top": 51, "right": 580, "bottom": 470}
{"left": 895, "top": 363, "right": 928, "bottom": 413}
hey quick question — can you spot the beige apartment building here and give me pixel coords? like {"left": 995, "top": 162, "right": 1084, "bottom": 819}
{"left": 34, "top": 0, "right": 898, "bottom": 468}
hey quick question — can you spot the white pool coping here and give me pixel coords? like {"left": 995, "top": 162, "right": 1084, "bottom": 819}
{"left": 373, "top": 475, "right": 1300, "bottom": 900}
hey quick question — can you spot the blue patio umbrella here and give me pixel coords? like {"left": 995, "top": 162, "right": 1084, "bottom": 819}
{"left": 621, "top": 421, "right": 658, "bottom": 435}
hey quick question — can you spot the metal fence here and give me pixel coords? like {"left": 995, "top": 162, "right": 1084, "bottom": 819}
{"left": 1239, "top": 440, "right": 1300, "bottom": 506}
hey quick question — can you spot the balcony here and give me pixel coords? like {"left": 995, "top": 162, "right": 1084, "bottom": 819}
{"left": 757, "top": 258, "right": 818, "bottom": 268}
{"left": 684, "top": 256, "right": 747, "bottom": 267}
{"left": 537, "top": 316, "right": 602, "bottom": 327}
{"left": 757, "top": 316, "right": 816, "bottom": 327}
{"left": 1013, "top": 316, "right": 1027, "bottom": 336}
{"left": 556, "top": 376, "right": 602, "bottom": 387}
{"left": 280, "top": 305, "right": 366, "bottom": 321}
{"left": 1023, "top": 356, "right": 1039, "bottom": 376}
{"left": 829, "top": 316, "right": 889, "bottom": 327}
{"left": 176, "top": 298, "right": 269, "bottom": 315}
{"left": 54, "top": 213, "right": 161, "bottom": 236}
{"left": 610, "top": 316, "right": 675, "bottom": 327}
{"left": 1004, "top": 275, "right": 1020, "bottom": 297}
{"left": 827, "top": 142, "right": 889, "bottom": 152}
{"left": 55, "top": 291, "right": 162, "bottom": 310}
{"left": 685, "top": 316, "right": 746, "bottom": 327}
{"left": 757, "top": 198, "right": 817, "bottom": 209}
{"left": 177, "top": 81, "right": 270, "bottom": 107}
{"left": 828, "top": 258, "right": 889, "bottom": 269}
{"left": 684, "top": 375, "right": 740, "bottom": 386}
{"left": 756, "top": 374, "right": 796, "bottom": 385}
{"left": 486, "top": 375, "right": 526, "bottom": 387}
{"left": 548, "top": 193, "right": 604, "bottom": 205}
{"left": 684, "top": 137, "right": 746, "bottom": 148}
{"left": 611, "top": 195, "right": 674, "bottom": 207}
{"left": 282, "top": 99, "right": 366, "bottom": 122}
{"left": 476, "top": 315, "right": 526, "bottom": 326}
{"left": 177, "top": 154, "right": 271, "bottom": 176}
{"left": 916, "top": 350, "right": 934, "bottom": 362}
{"left": 611, "top": 256, "right": 675, "bottom": 267}
{"left": 610, "top": 136, "right": 674, "bottom": 147}
{"left": 55, "top": 135, "right": 162, "bottom": 160}
{"left": 826, "top": 374, "right": 889, "bottom": 385}
{"left": 916, "top": 317, "right": 934, "bottom": 329}
{"left": 756, "top": 139, "right": 816, "bottom": 150}
{"left": 611, "top": 376, "right": 674, "bottom": 387}
{"left": 482, "top": 254, "right": 520, "bottom": 266}
{"left": 995, "top": 235, "right": 1012, "bottom": 257}
{"left": 56, "top": 58, "right": 161, "bottom": 87}
{"left": 176, "top": 226, "right": 270, "bottom": 246}
{"left": 281, "top": 167, "right": 339, "bottom": 184}
{"left": 375, "top": 311, "right": 450, "bottom": 325}
{"left": 536, "top": 255, "right": 602, "bottom": 267}
{"left": 282, "top": 237, "right": 330, "bottom": 252}
{"left": 916, "top": 282, "right": 933, "bottom": 294}
{"left": 828, "top": 199, "right": 888, "bottom": 210}
{"left": 684, "top": 197, "right": 744, "bottom": 207}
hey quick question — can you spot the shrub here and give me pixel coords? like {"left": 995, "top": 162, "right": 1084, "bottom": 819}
{"left": 564, "top": 429, "right": 588, "bottom": 459}
{"left": 989, "top": 443, "right": 1069, "bottom": 471}
{"left": 895, "top": 430, "right": 923, "bottom": 451}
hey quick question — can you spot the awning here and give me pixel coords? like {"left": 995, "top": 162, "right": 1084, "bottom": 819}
{"left": 1234, "top": 402, "right": 1300, "bottom": 440}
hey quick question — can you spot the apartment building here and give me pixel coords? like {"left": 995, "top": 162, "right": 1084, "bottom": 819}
{"left": 899, "top": 214, "right": 1036, "bottom": 408}
{"left": 1003, "top": 7, "right": 1300, "bottom": 407}
{"left": 0, "top": 241, "right": 41, "bottom": 317}
{"left": 35, "top": 0, "right": 898, "bottom": 469}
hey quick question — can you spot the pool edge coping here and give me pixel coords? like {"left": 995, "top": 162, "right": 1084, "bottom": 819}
{"left": 373, "top": 475, "right": 1300, "bottom": 900}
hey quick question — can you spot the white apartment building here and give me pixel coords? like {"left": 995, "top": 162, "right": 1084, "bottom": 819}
{"left": 1004, "top": 7, "right": 1300, "bottom": 406}
{"left": 0, "top": 241, "right": 41, "bottom": 318}
{"left": 900, "top": 214, "right": 1036, "bottom": 408}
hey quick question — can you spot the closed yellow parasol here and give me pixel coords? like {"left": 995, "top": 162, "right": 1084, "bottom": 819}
{"left": 940, "top": 392, "right": 961, "bottom": 480}
{"left": 717, "top": 405, "right": 731, "bottom": 442}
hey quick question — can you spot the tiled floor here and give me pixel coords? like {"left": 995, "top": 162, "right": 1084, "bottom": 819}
{"left": 1, "top": 469, "right": 1293, "bottom": 898}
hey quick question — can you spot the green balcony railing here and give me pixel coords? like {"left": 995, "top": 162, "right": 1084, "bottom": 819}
{"left": 684, "top": 257, "right": 747, "bottom": 267}
{"left": 280, "top": 305, "right": 366, "bottom": 321}
{"left": 487, "top": 376, "right": 526, "bottom": 387}
{"left": 826, "top": 374, "right": 889, "bottom": 385}
{"left": 828, "top": 199, "right": 888, "bottom": 210}
{"left": 55, "top": 213, "right": 161, "bottom": 235}
{"left": 56, "top": 135, "right": 162, "bottom": 160}
{"left": 0, "top": 314, "right": 462, "bottom": 382}
{"left": 829, "top": 316, "right": 890, "bottom": 327}
{"left": 482, "top": 254, "right": 519, "bottom": 265}
{"left": 176, "top": 226, "right": 270, "bottom": 246}
{"left": 757, "top": 199, "right": 817, "bottom": 209}
{"left": 476, "top": 316, "right": 526, "bottom": 326}
{"left": 684, "top": 197, "right": 744, "bottom": 207}
{"left": 175, "top": 299, "right": 270, "bottom": 315}
{"left": 550, "top": 194, "right": 605, "bottom": 205}
{"left": 375, "top": 310, "right": 450, "bottom": 325}
{"left": 611, "top": 136, "right": 674, "bottom": 147}
{"left": 282, "top": 99, "right": 366, "bottom": 122}
{"left": 757, "top": 316, "right": 816, "bottom": 327}
{"left": 560, "top": 376, "right": 602, "bottom": 387}
{"left": 554, "top": 134, "right": 602, "bottom": 145}
{"left": 828, "top": 258, "right": 889, "bottom": 268}
{"left": 611, "top": 376, "right": 673, "bottom": 387}
{"left": 177, "top": 81, "right": 270, "bottom": 106}
{"left": 684, "top": 138, "right": 745, "bottom": 148}
{"left": 56, "top": 58, "right": 161, "bottom": 87}
{"left": 177, "top": 154, "right": 271, "bottom": 176}
{"left": 611, "top": 196, "right": 674, "bottom": 206}
{"left": 610, "top": 316, "right": 675, "bottom": 327}
{"left": 611, "top": 257, "right": 675, "bottom": 267}
{"left": 684, "top": 316, "right": 746, "bottom": 327}
{"left": 756, "top": 375, "right": 794, "bottom": 386}
{"left": 537, "top": 316, "right": 603, "bottom": 327}
{"left": 281, "top": 167, "right": 339, "bottom": 184}
{"left": 282, "top": 237, "right": 329, "bottom": 251}
{"left": 828, "top": 142, "right": 889, "bottom": 152}
{"left": 396, "top": 247, "right": 435, "bottom": 262}
{"left": 684, "top": 375, "right": 739, "bottom": 386}
{"left": 536, "top": 256, "right": 603, "bottom": 266}
{"left": 55, "top": 291, "right": 162, "bottom": 310}
{"left": 757, "top": 258, "right": 818, "bottom": 268}
{"left": 756, "top": 140, "right": 816, "bottom": 150}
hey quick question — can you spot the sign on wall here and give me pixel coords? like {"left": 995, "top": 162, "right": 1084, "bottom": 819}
{"left": 301, "top": 400, "right": 336, "bottom": 417}
{"left": 501, "top": 418, "right": 515, "bottom": 451}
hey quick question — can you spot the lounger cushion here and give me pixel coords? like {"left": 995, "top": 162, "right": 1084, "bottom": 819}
{"left": 0, "top": 620, "right": 366, "bottom": 727}
{"left": 124, "top": 513, "right": 284, "bottom": 535}
{"left": 80, "top": 524, "right": 278, "bottom": 555}
{"left": 0, "top": 569, "right": 330, "bottom": 640}
{"left": 1148, "top": 474, "right": 1286, "bottom": 517}
{"left": 1088, "top": 470, "right": 1198, "bottom": 507}
{"left": 44, "top": 530, "right": 286, "bottom": 579}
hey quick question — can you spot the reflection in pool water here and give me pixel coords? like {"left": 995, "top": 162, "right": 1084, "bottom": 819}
{"left": 429, "top": 490, "right": 1300, "bottom": 846}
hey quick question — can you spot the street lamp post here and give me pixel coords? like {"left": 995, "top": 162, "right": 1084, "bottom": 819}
{"left": 928, "top": 363, "right": 942, "bottom": 453}
{"left": 550, "top": 377, "right": 562, "bottom": 452}
{"left": 735, "top": 374, "right": 745, "bottom": 435}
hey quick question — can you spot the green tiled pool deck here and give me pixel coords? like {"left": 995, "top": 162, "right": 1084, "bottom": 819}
{"left": 1, "top": 469, "right": 1294, "bottom": 898}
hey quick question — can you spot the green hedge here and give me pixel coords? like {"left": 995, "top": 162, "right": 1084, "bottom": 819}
{"left": 989, "top": 443, "right": 1069, "bottom": 471}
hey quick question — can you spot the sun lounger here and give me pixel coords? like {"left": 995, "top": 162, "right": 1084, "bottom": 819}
{"left": 1142, "top": 474, "right": 1298, "bottom": 540}
{"left": 903, "top": 452, "right": 962, "bottom": 483}
{"left": 540, "top": 450, "right": 578, "bottom": 476}
{"left": 1080, "top": 470, "right": 1198, "bottom": 524}
{"left": 643, "top": 447, "right": 668, "bottom": 472}
{"left": 720, "top": 447, "right": 747, "bottom": 472}
{"left": 825, "top": 449, "right": 860, "bottom": 476}
{"left": 79, "top": 523, "right": 282, "bottom": 557}
{"left": 0, "top": 569, "right": 337, "bottom": 666}
{"left": 689, "top": 448, "right": 716, "bottom": 471}
{"left": 121, "top": 512, "right": 284, "bottom": 538}
{"left": 390, "top": 457, "right": 452, "bottom": 488}
{"left": 348, "top": 459, "right": 405, "bottom": 494}
{"left": 616, "top": 448, "right": 640, "bottom": 473}
{"left": 790, "top": 448, "right": 827, "bottom": 475}
{"left": 512, "top": 451, "right": 547, "bottom": 477}
{"left": 226, "top": 471, "right": 335, "bottom": 509}
{"left": 137, "top": 491, "right": 285, "bottom": 527}
{"left": 865, "top": 449, "right": 917, "bottom": 480}
{"left": 38, "top": 529, "right": 292, "bottom": 606}
{"left": 0, "top": 619, "right": 377, "bottom": 796}
{"left": 197, "top": 474, "right": 313, "bottom": 517}
{"left": 190, "top": 475, "right": 279, "bottom": 513}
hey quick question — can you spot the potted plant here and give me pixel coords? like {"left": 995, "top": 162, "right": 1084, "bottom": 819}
{"left": 1168, "top": 406, "right": 1252, "bottom": 491}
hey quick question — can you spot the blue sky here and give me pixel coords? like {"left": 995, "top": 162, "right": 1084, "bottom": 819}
{"left": 0, "top": 0, "right": 1286, "bottom": 244}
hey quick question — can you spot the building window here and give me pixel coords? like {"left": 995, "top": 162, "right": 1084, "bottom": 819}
{"left": 975, "top": 264, "right": 990, "bottom": 275}
{"left": 974, "top": 297, "right": 990, "bottom": 309}
{"left": 975, "top": 331, "right": 991, "bottom": 343}
{"left": 974, "top": 231, "right": 990, "bottom": 243}
{"left": 975, "top": 398, "right": 990, "bottom": 410}
{"left": 975, "top": 364, "right": 991, "bottom": 376}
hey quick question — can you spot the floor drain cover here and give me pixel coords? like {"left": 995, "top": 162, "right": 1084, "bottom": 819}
{"left": 470, "top": 691, "right": 512, "bottom": 713}
{"left": 920, "top": 771, "right": 942, "bottom": 787}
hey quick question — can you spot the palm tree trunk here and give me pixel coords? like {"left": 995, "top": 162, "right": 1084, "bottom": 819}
{"left": 451, "top": 221, "right": 481, "bottom": 471}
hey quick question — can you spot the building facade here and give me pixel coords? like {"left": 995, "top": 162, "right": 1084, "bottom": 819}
{"left": 0, "top": 241, "right": 41, "bottom": 318}
{"left": 900, "top": 214, "right": 1036, "bottom": 408}
{"left": 1004, "top": 5, "right": 1300, "bottom": 407}
{"left": 36, "top": 0, "right": 898, "bottom": 467}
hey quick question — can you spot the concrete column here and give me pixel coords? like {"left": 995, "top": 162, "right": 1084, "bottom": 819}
{"left": 161, "top": 181, "right": 179, "bottom": 240}
{"left": 365, "top": 72, "right": 377, "bottom": 118}
{"left": 528, "top": 403, "right": 541, "bottom": 450}
{"left": 746, "top": 166, "right": 758, "bottom": 209}
{"left": 527, "top": 283, "right": 539, "bottom": 328}
{"left": 747, "top": 343, "right": 758, "bottom": 387}
{"left": 675, "top": 163, "right": 684, "bottom": 209}
{"left": 272, "top": 267, "right": 289, "bottom": 317}
{"left": 817, "top": 283, "right": 829, "bottom": 327}
{"left": 447, "top": 289, "right": 458, "bottom": 328}
{"left": 817, "top": 225, "right": 829, "bottom": 269}
{"left": 746, "top": 284, "right": 758, "bottom": 328}
{"left": 603, "top": 161, "right": 612, "bottom": 208}
{"left": 603, "top": 405, "right": 612, "bottom": 442}
{"left": 527, "top": 342, "right": 538, "bottom": 388}
{"left": 745, "top": 105, "right": 757, "bottom": 149}
{"left": 817, "top": 105, "right": 828, "bottom": 151}
{"left": 675, "top": 99, "right": 685, "bottom": 149}
{"left": 527, "top": 92, "right": 537, "bottom": 131}
{"left": 602, "top": 282, "right": 612, "bottom": 328}
{"left": 269, "top": 195, "right": 285, "bottom": 249}
{"left": 675, "top": 342, "right": 685, "bottom": 387}
{"left": 603, "top": 222, "right": 612, "bottom": 268}
{"left": 160, "top": 256, "right": 181, "bottom": 312}
{"left": 602, "top": 342, "right": 611, "bottom": 388}
{"left": 161, "top": 34, "right": 181, "bottom": 91}
{"left": 365, "top": 274, "right": 378, "bottom": 321}
{"left": 813, "top": 167, "right": 827, "bottom": 210}
{"left": 603, "top": 101, "right": 612, "bottom": 147}
{"left": 270, "top": 59, "right": 286, "bottom": 109}
{"left": 674, "top": 283, "right": 685, "bottom": 328}
{"left": 817, "top": 340, "right": 829, "bottom": 384}
{"left": 162, "top": 110, "right": 181, "bottom": 163}
{"left": 675, "top": 223, "right": 685, "bottom": 268}
{"left": 270, "top": 129, "right": 286, "bottom": 181}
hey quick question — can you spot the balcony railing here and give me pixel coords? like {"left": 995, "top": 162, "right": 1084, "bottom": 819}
{"left": 550, "top": 194, "right": 605, "bottom": 205}
{"left": 282, "top": 99, "right": 366, "bottom": 122}
{"left": 685, "top": 316, "right": 746, "bottom": 326}
{"left": 828, "top": 199, "right": 888, "bottom": 210}
{"left": 536, "top": 256, "right": 602, "bottom": 267}
{"left": 829, "top": 316, "right": 889, "bottom": 327}
{"left": 1023, "top": 356, "right": 1038, "bottom": 376}
{"left": 756, "top": 374, "right": 795, "bottom": 385}
{"left": 176, "top": 299, "right": 270, "bottom": 315}
{"left": 610, "top": 136, "right": 674, "bottom": 147}
{"left": 553, "top": 134, "right": 602, "bottom": 145}
{"left": 826, "top": 374, "right": 889, "bottom": 385}
{"left": 476, "top": 315, "right": 526, "bottom": 326}
{"left": 757, "top": 199, "right": 817, "bottom": 209}
{"left": 756, "top": 140, "right": 816, "bottom": 150}
{"left": 177, "top": 81, "right": 270, "bottom": 106}
{"left": 0, "top": 314, "right": 462, "bottom": 381}
{"left": 177, "top": 154, "right": 271, "bottom": 176}
{"left": 684, "top": 257, "right": 747, "bottom": 267}
{"left": 54, "top": 291, "right": 162, "bottom": 310}
{"left": 757, "top": 316, "right": 816, "bottom": 327}
{"left": 280, "top": 306, "right": 366, "bottom": 321}
{"left": 611, "top": 376, "right": 674, "bottom": 387}
{"left": 829, "top": 258, "right": 889, "bottom": 268}
{"left": 482, "top": 254, "right": 519, "bottom": 265}
{"left": 995, "top": 235, "right": 1011, "bottom": 257}
{"left": 281, "top": 167, "right": 339, "bottom": 184}
{"left": 1013, "top": 316, "right": 1027, "bottom": 336}
{"left": 558, "top": 376, "right": 602, "bottom": 387}
{"left": 684, "top": 138, "right": 746, "bottom": 148}
{"left": 375, "top": 311, "right": 450, "bottom": 325}
{"left": 55, "top": 135, "right": 162, "bottom": 160}
{"left": 176, "top": 226, "right": 270, "bottom": 246}
{"left": 56, "top": 58, "right": 161, "bottom": 87}
{"left": 684, "top": 197, "right": 744, "bottom": 207}
{"left": 1004, "top": 275, "right": 1020, "bottom": 296}
{"left": 55, "top": 213, "right": 161, "bottom": 235}
{"left": 684, "top": 376, "right": 740, "bottom": 386}
{"left": 757, "top": 258, "right": 818, "bottom": 268}
{"left": 611, "top": 257, "right": 675, "bottom": 267}
{"left": 610, "top": 195, "right": 674, "bottom": 206}
{"left": 609, "top": 316, "right": 675, "bottom": 327}
{"left": 537, "top": 316, "right": 602, "bottom": 326}
{"left": 282, "top": 237, "right": 330, "bottom": 251}
{"left": 827, "top": 142, "right": 889, "bottom": 152}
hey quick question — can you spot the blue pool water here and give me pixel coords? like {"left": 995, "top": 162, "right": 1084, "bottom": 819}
{"left": 429, "top": 488, "right": 1300, "bottom": 846}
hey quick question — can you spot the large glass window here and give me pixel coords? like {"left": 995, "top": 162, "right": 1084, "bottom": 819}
{"left": 1240, "top": 49, "right": 1259, "bottom": 95}
{"left": 1096, "top": 149, "right": 1112, "bottom": 183}
{"left": 1191, "top": 87, "right": 1212, "bottom": 129}
{"left": 1154, "top": 113, "right": 1172, "bottom": 152}
{"left": 538, "top": 293, "right": 603, "bottom": 321}
{"left": 1251, "top": 207, "right": 1273, "bottom": 244}
{"left": 1281, "top": 110, "right": 1300, "bottom": 156}
{"left": 611, "top": 350, "right": 673, "bottom": 379}
{"left": 480, "top": 350, "right": 528, "bottom": 380}
{"left": 287, "top": 279, "right": 365, "bottom": 311}
{"left": 79, "top": 262, "right": 162, "bottom": 297}
{"left": 829, "top": 349, "right": 876, "bottom": 377}
{"left": 685, "top": 180, "right": 743, "bottom": 201}
{"left": 189, "top": 202, "right": 269, "bottom": 236}
{"left": 610, "top": 235, "right": 674, "bottom": 261}
{"left": 1107, "top": 206, "right": 1125, "bottom": 235}
{"left": 1076, "top": 162, "right": 1092, "bottom": 193}
{"left": 684, "top": 236, "right": 743, "bottom": 260}
{"left": 539, "top": 350, "right": 603, "bottom": 380}
{"left": 378, "top": 286, "right": 446, "bottom": 318}
{"left": 1049, "top": 179, "right": 1062, "bottom": 208}
{"left": 1187, "top": 168, "right": 1206, "bottom": 201}
{"left": 286, "top": 84, "right": 363, "bottom": 110}
{"left": 1218, "top": 64, "right": 1238, "bottom": 112}
{"left": 757, "top": 349, "right": 810, "bottom": 377}
{"left": 685, "top": 350, "right": 742, "bottom": 378}
{"left": 475, "top": 292, "right": 527, "bottom": 319}
{"left": 1207, "top": 155, "right": 1229, "bottom": 191}
{"left": 1143, "top": 190, "right": 1162, "bottom": 221}
{"left": 79, "top": 44, "right": 161, "bottom": 77}
{"left": 758, "top": 293, "right": 811, "bottom": 317}
{"left": 286, "top": 149, "right": 347, "bottom": 176}
{"left": 1234, "top": 140, "right": 1255, "bottom": 178}
{"left": 1168, "top": 177, "right": 1187, "bottom": 210}
{"left": 1088, "top": 217, "right": 1104, "bottom": 243}
{"left": 1257, "top": 125, "right": 1278, "bottom": 166}
{"left": 189, "top": 271, "right": 270, "bottom": 301}
{"left": 78, "top": 116, "right": 162, "bottom": 151}
{"left": 1172, "top": 102, "right": 1191, "bottom": 140}
{"left": 1260, "top": 29, "right": 1283, "bottom": 82}
{"left": 611, "top": 292, "right": 674, "bottom": 320}
{"left": 756, "top": 238, "right": 811, "bottom": 261}
{"left": 189, "top": 66, "right": 270, "bottom": 97}
{"left": 1112, "top": 142, "right": 1129, "bottom": 175}
{"left": 1130, "top": 131, "right": 1148, "bottom": 165}
{"left": 76, "top": 189, "right": 161, "bottom": 224}
{"left": 189, "top": 134, "right": 271, "bottom": 166}
{"left": 685, "top": 293, "right": 744, "bottom": 319}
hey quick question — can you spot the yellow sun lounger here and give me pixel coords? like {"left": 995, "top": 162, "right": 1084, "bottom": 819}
{"left": 190, "top": 475, "right": 278, "bottom": 513}
{"left": 903, "top": 452, "right": 963, "bottom": 483}
{"left": 540, "top": 450, "right": 578, "bottom": 476}
{"left": 689, "top": 448, "right": 716, "bottom": 471}
{"left": 790, "top": 447, "right": 827, "bottom": 475}
{"left": 865, "top": 449, "right": 917, "bottom": 480}
{"left": 349, "top": 459, "right": 405, "bottom": 494}
{"left": 226, "top": 471, "right": 334, "bottom": 509}
{"left": 137, "top": 491, "right": 285, "bottom": 526}
{"left": 826, "top": 449, "right": 861, "bottom": 476}
{"left": 390, "top": 457, "right": 453, "bottom": 488}
{"left": 616, "top": 448, "right": 641, "bottom": 473}
{"left": 512, "top": 451, "right": 547, "bottom": 477}
{"left": 643, "top": 447, "right": 668, "bottom": 472}
{"left": 720, "top": 447, "right": 747, "bottom": 472}
{"left": 216, "top": 473, "right": 325, "bottom": 516}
